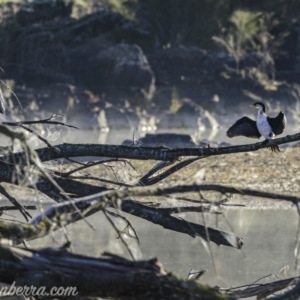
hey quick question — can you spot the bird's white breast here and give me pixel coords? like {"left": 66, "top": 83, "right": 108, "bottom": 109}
{"left": 256, "top": 112, "right": 274, "bottom": 139}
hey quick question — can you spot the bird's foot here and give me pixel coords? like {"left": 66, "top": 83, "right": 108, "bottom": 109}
{"left": 267, "top": 145, "right": 281, "bottom": 153}
{"left": 262, "top": 140, "right": 280, "bottom": 153}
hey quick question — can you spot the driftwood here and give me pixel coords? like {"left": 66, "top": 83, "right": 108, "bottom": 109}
{"left": 271, "top": 282, "right": 300, "bottom": 300}
{"left": 223, "top": 275, "right": 300, "bottom": 299}
{"left": 0, "top": 244, "right": 230, "bottom": 300}
{"left": 0, "top": 243, "right": 298, "bottom": 299}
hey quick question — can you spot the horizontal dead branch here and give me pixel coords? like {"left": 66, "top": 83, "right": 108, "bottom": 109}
{"left": 4, "top": 132, "right": 300, "bottom": 164}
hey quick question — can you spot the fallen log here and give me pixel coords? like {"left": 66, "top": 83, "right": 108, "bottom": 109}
{"left": 0, "top": 244, "right": 231, "bottom": 300}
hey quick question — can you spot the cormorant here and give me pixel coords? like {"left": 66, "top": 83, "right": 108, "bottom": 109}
{"left": 226, "top": 102, "right": 286, "bottom": 152}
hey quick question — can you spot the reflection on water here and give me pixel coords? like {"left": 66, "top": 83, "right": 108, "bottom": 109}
{"left": 23, "top": 205, "right": 298, "bottom": 288}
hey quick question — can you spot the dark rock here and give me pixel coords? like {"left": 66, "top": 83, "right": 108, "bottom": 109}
{"left": 276, "top": 71, "right": 300, "bottom": 84}
{"left": 66, "top": 9, "right": 152, "bottom": 46}
{"left": 204, "top": 52, "right": 236, "bottom": 79}
{"left": 73, "top": 44, "right": 155, "bottom": 106}
{"left": 146, "top": 46, "right": 207, "bottom": 86}
{"left": 274, "top": 26, "right": 300, "bottom": 71}
{"left": 6, "top": 9, "right": 153, "bottom": 95}
{"left": 95, "top": 44, "right": 154, "bottom": 90}
{"left": 147, "top": 45, "right": 277, "bottom": 90}
{"left": 16, "top": 0, "right": 72, "bottom": 26}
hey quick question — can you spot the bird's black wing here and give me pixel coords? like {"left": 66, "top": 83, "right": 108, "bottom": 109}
{"left": 226, "top": 117, "right": 261, "bottom": 139}
{"left": 267, "top": 112, "right": 286, "bottom": 135}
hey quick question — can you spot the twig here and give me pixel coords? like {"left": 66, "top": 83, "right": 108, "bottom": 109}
{"left": 3, "top": 114, "right": 78, "bottom": 129}
{"left": 156, "top": 205, "right": 222, "bottom": 214}
{"left": 196, "top": 191, "right": 218, "bottom": 274}
{"left": 67, "top": 175, "right": 133, "bottom": 187}
{"left": 138, "top": 157, "right": 205, "bottom": 186}
{"left": 105, "top": 209, "right": 140, "bottom": 242}
{"left": 137, "top": 160, "right": 175, "bottom": 186}
{"left": 103, "top": 209, "right": 136, "bottom": 261}
{"left": 0, "top": 184, "right": 31, "bottom": 222}
{"left": 20, "top": 124, "right": 84, "bottom": 166}
{"left": 0, "top": 205, "right": 36, "bottom": 211}
{"left": 224, "top": 276, "right": 300, "bottom": 298}
{"left": 52, "top": 158, "right": 135, "bottom": 178}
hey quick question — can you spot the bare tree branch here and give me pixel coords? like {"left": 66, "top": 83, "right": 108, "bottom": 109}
{"left": 103, "top": 209, "right": 136, "bottom": 261}
{"left": 0, "top": 184, "right": 32, "bottom": 221}
{"left": 3, "top": 114, "right": 78, "bottom": 129}
{"left": 5, "top": 132, "right": 299, "bottom": 164}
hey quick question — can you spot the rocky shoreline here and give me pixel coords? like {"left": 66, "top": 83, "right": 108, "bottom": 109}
{"left": 0, "top": 2, "right": 299, "bottom": 132}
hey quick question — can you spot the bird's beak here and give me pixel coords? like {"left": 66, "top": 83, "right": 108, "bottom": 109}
{"left": 249, "top": 104, "right": 255, "bottom": 108}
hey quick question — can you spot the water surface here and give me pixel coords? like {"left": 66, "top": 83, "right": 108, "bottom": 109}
{"left": 22, "top": 205, "right": 298, "bottom": 289}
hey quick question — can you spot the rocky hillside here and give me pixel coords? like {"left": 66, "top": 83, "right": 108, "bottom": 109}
{"left": 0, "top": 0, "right": 299, "bottom": 130}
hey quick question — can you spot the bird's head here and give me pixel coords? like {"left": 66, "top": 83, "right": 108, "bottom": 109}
{"left": 250, "top": 102, "right": 265, "bottom": 113}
